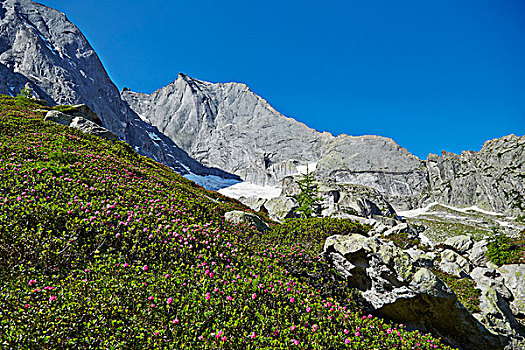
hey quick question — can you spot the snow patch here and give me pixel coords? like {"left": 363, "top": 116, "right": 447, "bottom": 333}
{"left": 137, "top": 113, "right": 151, "bottom": 124}
{"left": 296, "top": 162, "right": 318, "bottom": 175}
{"left": 184, "top": 174, "right": 241, "bottom": 192}
{"left": 218, "top": 182, "right": 281, "bottom": 200}
{"left": 418, "top": 232, "right": 432, "bottom": 246}
{"left": 497, "top": 220, "right": 523, "bottom": 230}
{"left": 398, "top": 202, "right": 505, "bottom": 219}
{"left": 146, "top": 130, "right": 161, "bottom": 141}
{"left": 397, "top": 202, "right": 439, "bottom": 218}
{"left": 453, "top": 205, "right": 505, "bottom": 216}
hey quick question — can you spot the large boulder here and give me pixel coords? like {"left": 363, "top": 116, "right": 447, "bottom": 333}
{"left": 498, "top": 264, "right": 525, "bottom": 319}
{"left": 49, "top": 104, "right": 103, "bottom": 126}
{"left": 69, "top": 117, "right": 119, "bottom": 142}
{"left": 224, "top": 211, "right": 269, "bottom": 233}
{"left": 444, "top": 235, "right": 474, "bottom": 254}
{"left": 262, "top": 196, "right": 299, "bottom": 221}
{"left": 44, "top": 110, "right": 73, "bottom": 126}
{"left": 473, "top": 288, "right": 523, "bottom": 346}
{"left": 322, "top": 234, "right": 507, "bottom": 350}
{"left": 471, "top": 267, "right": 513, "bottom": 301}
{"left": 470, "top": 240, "right": 490, "bottom": 267}
{"left": 440, "top": 249, "right": 472, "bottom": 278}
{"left": 45, "top": 110, "right": 118, "bottom": 142}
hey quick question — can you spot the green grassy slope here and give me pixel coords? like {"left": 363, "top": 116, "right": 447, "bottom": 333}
{"left": 0, "top": 95, "right": 452, "bottom": 349}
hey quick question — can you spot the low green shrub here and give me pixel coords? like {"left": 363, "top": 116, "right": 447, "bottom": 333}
{"left": 431, "top": 269, "right": 481, "bottom": 314}
{"left": 383, "top": 231, "right": 420, "bottom": 249}
{"left": 485, "top": 229, "right": 525, "bottom": 266}
{"left": 52, "top": 104, "right": 78, "bottom": 113}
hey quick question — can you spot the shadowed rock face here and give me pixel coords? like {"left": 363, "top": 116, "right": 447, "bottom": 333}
{"left": 0, "top": 0, "right": 237, "bottom": 180}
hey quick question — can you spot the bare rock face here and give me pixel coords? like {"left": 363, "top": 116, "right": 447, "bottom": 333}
{"left": 44, "top": 110, "right": 117, "bottom": 141}
{"left": 427, "top": 135, "right": 525, "bottom": 216}
{"left": 122, "top": 74, "right": 325, "bottom": 185}
{"left": 121, "top": 75, "right": 430, "bottom": 201}
{"left": 0, "top": 0, "right": 236, "bottom": 181}
{"left": 322, "top": 234, "right": 506, "bottom": 350}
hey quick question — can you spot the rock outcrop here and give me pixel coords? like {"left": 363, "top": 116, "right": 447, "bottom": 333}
{"left": 44, "top": 109, "right": 118, "bottom": 141}
{"left": 241, "top": 175, "right": 401, "bottom": 223}
{"left": 322, "top": 233, "right": 525, "bottom": 349}
{"left": 0, "top": 0, "right": 237, "bottom": 181}
{"left": 224, "top": 211, "right": 269, "bottom": 233}
{"left": 427, "top": 135, "right": 525, "bottom": 216}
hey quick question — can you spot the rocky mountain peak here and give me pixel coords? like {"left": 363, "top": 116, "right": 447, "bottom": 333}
{"left": 122, "top": 72, "right": 524, "bottom": 216}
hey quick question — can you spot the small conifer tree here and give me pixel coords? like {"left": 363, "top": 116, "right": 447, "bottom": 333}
{"left": 293, "top": 165, "right": 323, "bottom": 218}
{"left": 17, "top": 83, "right": 35, "bottom": 99}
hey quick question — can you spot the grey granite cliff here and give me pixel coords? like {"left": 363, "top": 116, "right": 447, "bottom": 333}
{"left": 427, "top": 135, "right": 525, "bottom": 216}
{"left": 121, "top": 74, "right": 428, "bottom": 209}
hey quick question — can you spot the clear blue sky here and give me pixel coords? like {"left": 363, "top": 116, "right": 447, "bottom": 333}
{"left": 39, "top": 0, "right": 525, "bottom": 159}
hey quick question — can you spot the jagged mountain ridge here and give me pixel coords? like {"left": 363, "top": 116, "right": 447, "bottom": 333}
{"left": 0, "top": 0, "right": 237, "bottom": 181}
{"left": 122, "top": 75, "right": 525, "bottom": 215}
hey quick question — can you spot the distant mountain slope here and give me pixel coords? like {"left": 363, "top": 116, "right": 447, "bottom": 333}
{"left": 123, "top": 75, "right": 525, "bottom": 215}
{"left": 1, "top": 0, "right": 522, "bottom": 216}
{"left": 121, "top": 75, "right": 426, "bottom": 201}
{"left": 0, "top": 0, "right": 236, "bottom": 181}
{"left": 427, "top": 135, "right": 525, "bottom": 215}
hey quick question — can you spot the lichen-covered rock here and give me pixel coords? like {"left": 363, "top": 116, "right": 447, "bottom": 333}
{"left": 440, "top": 249, "right": 471, "bottom": 277}
{"left": 474, "top": 288, "right": 522, "bottom": 344}
{"left": 44, "top": 110, "right": 73, "bottom": 126}
{"left": 498, "top": 264, "right": 525, "bottom": 318}
{"left": 471, "top": 267, "right": 513, "bottom": 301}
{"left": 45, "top": 110, "right": 118, "bottom": 142}
{"left": 405, "top": 247, "right": 437, "bottom": 268}
{"left": 224, "top": 211, "right": 269, "bottom": 233}
{"left": 444, "top": 235, "right": 474, "bottom": 253}
{"left": 470, "top": 240, "right": 490, "bottom": 267}
{"left": 383, "top": 223, "right": 411, "bottom": 237}
{"left": 322, "top": 234, "right": 505, "bottom": 350}
{"left": 69, "top": 117, "right": 118, "bottom": 142}
{"left": 262, "top": 196, "right": 298, "bottom": 221}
